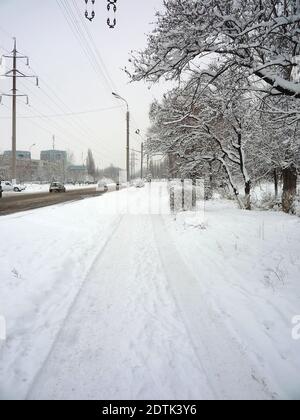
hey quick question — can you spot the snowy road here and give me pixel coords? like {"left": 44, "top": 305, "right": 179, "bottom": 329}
{"left": 1, "top": 183, "right": 300, "bottom": 400}
{"left": 0, "top": 187, "right": 104, "bottom": 216}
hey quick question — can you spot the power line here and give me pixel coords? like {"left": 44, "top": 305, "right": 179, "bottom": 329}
{"left": 16, "top": 77, "right": 120, "bottom": 159}
{"left": 0, "top": 104, "right": 122, "bottom": 119}
{"left": 16, "top": 101, "right": 119, "bottom": 163}
{"left": 71, "top": 0, "right": 117, "bottom": 91}
{"left": 2, "top": 70, "right": 118, "bottom": 162}
{"left": 17, "top": 91, "right": 119, "bottom": 161}
{"left": 56, "top": 0, "right": 111, "bottom": 92}
{"left": 0, "top": 21, "right": 134, "bottom": 167}
{"left": 57, "top": 0, "right": 125, "bottom": 119}
{"left": 26, "top": 77, "right": 116, "bottom": 155}
{"left": 0, "top": 20, "right": 121, "bottom": 135}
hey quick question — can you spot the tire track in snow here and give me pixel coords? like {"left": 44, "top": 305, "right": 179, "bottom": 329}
{"left": 152, "top": 215, "right": 275, "bottom": 400}
{"left": 25, "top": 215, "right": 124, "bottom": 400}
{"left": 124, "top": 216, "right": 204, "bottom": 399}
{"left": 27, "top": 215, "right": 214, "bottom": 400}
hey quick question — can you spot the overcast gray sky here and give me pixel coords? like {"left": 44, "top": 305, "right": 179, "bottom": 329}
{"left": 0, "top": 0, "right": 169, "bottom": 168}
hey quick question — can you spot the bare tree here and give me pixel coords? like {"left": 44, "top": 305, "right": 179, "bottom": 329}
{"left": 86, "top": 149, "right": 96, "bottom": 181}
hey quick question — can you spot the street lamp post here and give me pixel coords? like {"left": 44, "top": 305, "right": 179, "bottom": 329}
{"left": 29, "top": 143, "right": 36, "bottom": 154}
{"left": 135, "top": 129, "right": 144, "bottom": 179}
{"left": 112, "top": 92, "right": 130, "bottom": 182}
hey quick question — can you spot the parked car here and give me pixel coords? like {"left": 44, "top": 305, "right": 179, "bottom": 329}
{"left": 97, "top": 180, "right": 109, "bottom": 193}
{"left": 13, "top": 183, "right": 26, "bottom": 192}
{"left": 134, "top": 179, "right": 145, "bottom": 188}
{"left": 0, "top": 181, "right": 26, "bottom": 192}
{"left": 49, "top": 182, "right": 66, "bottom": 193}
{"left": 97, "top": 179, "right": 116, "bottom": 193}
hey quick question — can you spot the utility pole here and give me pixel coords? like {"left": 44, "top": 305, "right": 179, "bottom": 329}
{"left": 131, "top": 151, "right": 135, "bottom": 179}
{"left": 112, "top": 92, "right": 130, "bottom": 182}
{"left": 12, "top": 41, "right": 17, "bottom": 182}
{"left": 140, "top": 142, "right": 144, "bottom": 179}
{"left": 126, "top": 108, "right": 130, "bottom": 183}
{"left": 135, "top": 129, "right": 144, "bottom": 179}
{"left": 0, "top": 38, "right": 38, "bottom": 181}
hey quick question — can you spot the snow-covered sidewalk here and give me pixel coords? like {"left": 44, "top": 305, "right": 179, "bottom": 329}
{"left": 0, "top": 183, "right": 299, "bottom": 399}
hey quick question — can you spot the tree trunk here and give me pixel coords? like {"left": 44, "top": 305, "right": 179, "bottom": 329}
{"left": 274, "top": 168, "right": 279, "bottom": 199}
{"left": 192, "top": 178, "right": 197, "bottom": 209}
{"left": 205, "top": 162, "right": 213, "bottom": 200}
{"left": 244, "top": 180, "right": 251, "bottom": 210}
{"left": 282, "top": 165, "right": 297, "bottom": 213}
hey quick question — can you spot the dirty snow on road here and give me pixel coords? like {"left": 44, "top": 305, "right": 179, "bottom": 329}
{"left": 0, "top": 183, "right": 300, "bottom": 400}
{"left": 2, "top": 183, "right": 97, "bottom": 197}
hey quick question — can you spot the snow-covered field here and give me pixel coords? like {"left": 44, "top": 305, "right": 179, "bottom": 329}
{"left": 0, "top": 183, "right": 299, "bottom": 400}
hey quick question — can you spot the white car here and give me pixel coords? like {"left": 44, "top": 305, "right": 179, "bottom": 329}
{"left": 0, "top": 181, "right": 26, "bottom": 192}
{"left": 97, "top": 179, "right": 116, "bottom": 193}
{"left": 134, "top": 179, "right": 145, "bottom": 188}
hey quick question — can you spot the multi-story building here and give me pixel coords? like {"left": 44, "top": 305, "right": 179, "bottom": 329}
{"left": 40, "top": 150, "right": 67, "bottom": 164}
{"left": 3, "top": 150, "right": 31, "bottom": 160}
{"left": 0, "top": 152, "right": 66, "bottom": 183}
{"left": 1, "top": 148, "right": 89, "bottom": 184}
{"left": 0, "top": 153, "right": 32, "bottom": 182}
{"left": 67, "top": 165, "right": 89, "bottom": 183}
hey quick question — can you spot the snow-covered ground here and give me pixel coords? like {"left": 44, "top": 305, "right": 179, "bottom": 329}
{"left": 0, "top": 183, "right": 299, "bottom": 400}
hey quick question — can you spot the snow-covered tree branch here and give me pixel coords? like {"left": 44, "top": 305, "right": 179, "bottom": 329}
{"left": 129, "top": 0, "right": 300, "bottom": 99}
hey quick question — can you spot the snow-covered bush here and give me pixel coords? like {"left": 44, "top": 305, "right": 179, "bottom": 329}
{"left": 217, "top": 187, "right": 236, "bottom": 201}
{"left": 292, "top": 195, "right": 300, "bottom": 217}
{"left": 256, "top": 192, "right": 281, "bottom": 211}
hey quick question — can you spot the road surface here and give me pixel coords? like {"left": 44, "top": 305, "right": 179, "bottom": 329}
{"left": 0, "top": 188, "right": 104, "bottom": 216}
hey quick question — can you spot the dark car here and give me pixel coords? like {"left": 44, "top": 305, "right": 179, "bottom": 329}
{"left": 49, "top": 182, "right": 66, "bottom": 193}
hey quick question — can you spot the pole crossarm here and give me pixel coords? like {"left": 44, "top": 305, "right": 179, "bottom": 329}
{"left": 0, "top": 94, "right": 29, "bottom": 105}
{"left": 2, "top": 69, "right": 38, "bottom": 84}
{"left": 1, "top": 55, "right": 29, "bottom": 63}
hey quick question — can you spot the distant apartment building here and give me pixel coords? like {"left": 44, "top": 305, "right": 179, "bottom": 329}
{"left": 0, "top": 148, "right": 87, "bottom": 183}
{"left": 0, "top": 153, "right": 32, "bottom": 182}
{"left": 40, "top": 150, "right": 67, "bottom": 164}
{"left": 0, "top": 152, "right": 66, "bottom": 183}
{"left": 30, "top": 160, "right": 66, "bottom": 183}
{"left": 67, "top": 165, "right": 89, "bottom": 183}
{"left": 3, "top": 150, "right": 31, "bottom": 160}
